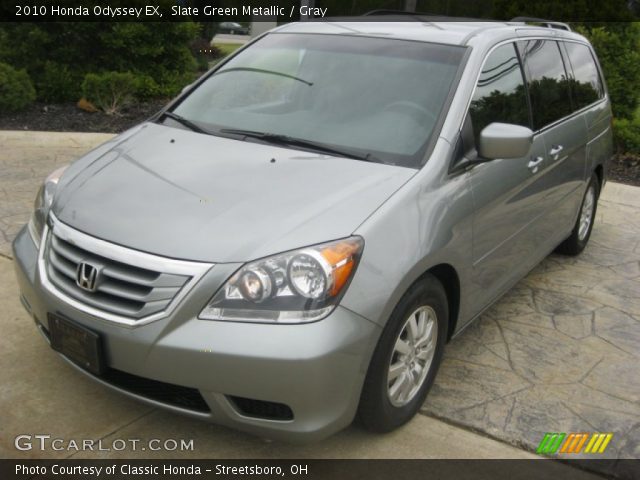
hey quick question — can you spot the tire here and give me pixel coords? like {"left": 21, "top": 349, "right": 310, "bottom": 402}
{"left": 357, "top": 274, "right": 448, "bottom": 432}
{"left": 556, "top": 173, "right": 600, "bottom": 256}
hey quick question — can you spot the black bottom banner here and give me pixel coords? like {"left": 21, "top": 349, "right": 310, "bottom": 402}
{"left": 2, "top": 459, "right": 639, "bottom": 480}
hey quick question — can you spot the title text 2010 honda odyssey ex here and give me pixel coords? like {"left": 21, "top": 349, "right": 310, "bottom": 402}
{"left": 13, "top": 16, "right": 613, "bottom": 441}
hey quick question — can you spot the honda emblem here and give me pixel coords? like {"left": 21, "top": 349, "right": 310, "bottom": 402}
{"left": 76, "top": 262, "right": 99, "bottom": 292}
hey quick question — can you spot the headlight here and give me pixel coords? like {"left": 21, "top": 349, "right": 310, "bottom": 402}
{"left": 200, "top": 236, "right": 364, "bottom": 323}
{"left": 28, "top": 165, "right": 68, "bottom": 246}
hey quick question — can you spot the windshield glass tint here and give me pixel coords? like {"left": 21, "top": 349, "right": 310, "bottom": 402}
{"left": 172, "top": 33, "right": 466, "bottom": 167}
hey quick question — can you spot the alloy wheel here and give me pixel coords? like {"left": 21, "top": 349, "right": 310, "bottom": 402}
{"left": 578, "top": 184, "right": 595, "bottom": 241}
{"left": 387, "top": 305, "right": 438, "bottom": 407}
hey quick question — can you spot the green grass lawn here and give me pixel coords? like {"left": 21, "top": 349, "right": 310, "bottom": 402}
{"left": 213, "top": 43, "right": 242, "bottom": 57}
{"left": 208, "top": 43, "right": 243, "bottom": 68}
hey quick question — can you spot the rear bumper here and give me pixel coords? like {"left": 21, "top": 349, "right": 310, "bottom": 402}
{"left": 12, "top": 226, "right": 381, "bottom": 442}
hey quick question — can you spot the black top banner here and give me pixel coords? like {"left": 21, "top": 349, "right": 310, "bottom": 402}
{"left": 0, "top": 0, "right": 639, "bottom": 23}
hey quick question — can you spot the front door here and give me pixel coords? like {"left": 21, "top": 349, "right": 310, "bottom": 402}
{"left": 466, "top": 42, "right": 552, "bottom": 311}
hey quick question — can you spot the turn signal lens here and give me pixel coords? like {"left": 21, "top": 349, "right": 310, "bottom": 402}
{"left": 321, "top": 241, "right": 361, "bottom": 296}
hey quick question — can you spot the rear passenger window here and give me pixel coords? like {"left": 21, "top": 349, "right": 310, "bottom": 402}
{"left": 563, "top": 42, "right": 603, "bottom": 109}
{"left": 469, "top": 43, "right": 530, "bottom": 142}
{"left": 518, "top": 40, "right": 573, "bottom": 130}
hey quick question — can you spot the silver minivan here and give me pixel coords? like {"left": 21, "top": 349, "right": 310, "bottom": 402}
{"left": 13, "top": 18, "right": 613, "bottom": 441}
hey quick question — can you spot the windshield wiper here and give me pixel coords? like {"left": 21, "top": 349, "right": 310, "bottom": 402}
{"left": 160, "top": 111, "right": 213, "bottom": 135}
{"left": 213, "top": 67, "right": 313, "bottom": 86}
{"left": 220, "top": 128, "right": 374, "bottom": 162}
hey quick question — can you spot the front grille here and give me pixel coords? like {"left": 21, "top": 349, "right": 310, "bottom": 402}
{"left": 228, "top": 396, "right": 294, "bottom": 421}
{"left": 45, "top": 231, "right": 191, "bottom": 320}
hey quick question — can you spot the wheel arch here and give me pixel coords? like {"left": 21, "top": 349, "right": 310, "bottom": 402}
{"left": 422, "top": 263, "right": 460, "bottom": 342}
{"left": 594, "top": 163, "right": 604, "bottom": 197}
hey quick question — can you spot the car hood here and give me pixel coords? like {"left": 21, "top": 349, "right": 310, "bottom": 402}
{"left": 52, "top": 123, "right": 415, "bottom": 263}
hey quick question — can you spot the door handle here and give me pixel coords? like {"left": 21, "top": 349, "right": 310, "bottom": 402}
{"left": 527, "top": 156, "right": 544, "bottom": 173}
{"left": 549, "top": 144, "right": 564, "bottom": 160}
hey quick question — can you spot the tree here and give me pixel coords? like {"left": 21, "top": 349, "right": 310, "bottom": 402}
{"left": 576, "top": 23, "right": 640, "bottom": 120}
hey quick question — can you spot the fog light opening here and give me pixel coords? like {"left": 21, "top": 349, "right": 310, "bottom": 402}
{"left": 228, "top": 396, "right": 294, "bottom": 421}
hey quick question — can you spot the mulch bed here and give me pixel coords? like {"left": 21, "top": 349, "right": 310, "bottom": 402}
{"left": 0, "top": 100, "right": 168, "bottom": 134}
{"left": 609, "top": 153, "right": 640, "bottom": 187}
{"left": 1, "top": 101, "right": 639, "bottom": 187}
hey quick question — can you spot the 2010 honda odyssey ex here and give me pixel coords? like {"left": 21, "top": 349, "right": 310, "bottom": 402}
{"left": 13, "top": 17, "right": 613, "bottom": 441}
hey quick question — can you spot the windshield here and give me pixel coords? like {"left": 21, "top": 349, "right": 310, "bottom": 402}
{"left": 170, "top": 33, "right": 466, "bottom": 167}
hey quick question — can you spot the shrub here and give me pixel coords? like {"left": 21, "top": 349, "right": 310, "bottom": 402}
{"left": 151, "top": 68, "right": 198, "bottom": 98}
{"left": 191, "top": 38, "right": 222, "bottom": 59}
{"left": 576, "top": 24, "right": 640, "bottom": 121}
{"left": 195, "top": 55, "right": 210, "bottom": 73}
{"left": 38, "top": 61, "right": 81, "bottom": 102}
{"left": 133, "top": 74, "right": 162, "bottom": 100}
{"left": 613, "top": 118, "right": 640, "bottom": 154}
{"left": 0, "top": 62, "right": 35, "bottom": 112}
{"left": 82, "top": 72, "right": 137, "bottom": 115}
{"left": 0, "top": 19, "right": 199, "bottom": 102}
{"left": 190, "top": 38, "right": 222, "bottom": 72}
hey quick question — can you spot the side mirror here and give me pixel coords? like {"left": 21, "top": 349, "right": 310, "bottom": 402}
{"left": 478, "top": 122, "right": 533, "bottom": 159}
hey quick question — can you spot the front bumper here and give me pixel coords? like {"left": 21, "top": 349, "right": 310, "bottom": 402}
{"left": 12, "top": 226, "right": 381, "bottom": 442}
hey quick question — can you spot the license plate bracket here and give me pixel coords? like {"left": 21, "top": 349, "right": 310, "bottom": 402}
{"left": 48, "top": 313, "right": 105, "bottom": 376}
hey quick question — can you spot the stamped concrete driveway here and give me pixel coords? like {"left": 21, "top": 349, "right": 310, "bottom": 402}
{"left": 422, "top": 181, "right": 640, "bottom": 474}
{"left": 1, "top": 131, "right": 638, "bottom": 477}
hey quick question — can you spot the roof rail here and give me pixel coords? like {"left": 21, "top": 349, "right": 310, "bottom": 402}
{"left": 511, "top": 16, "right": 571, "bottom": 31}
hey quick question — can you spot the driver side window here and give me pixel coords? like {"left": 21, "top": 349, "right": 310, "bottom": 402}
{"left": 469, "top": 43, "right": 531, "bottom": 143}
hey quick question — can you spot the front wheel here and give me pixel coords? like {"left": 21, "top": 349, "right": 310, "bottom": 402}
{"left": 556, "top": 173, "right": 600, "bottom": 256}
{"left": 357, "top": 274, "right": 448, "bottom": 432}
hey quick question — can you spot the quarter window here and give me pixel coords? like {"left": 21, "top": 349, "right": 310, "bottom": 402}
{"left": 517, "top": 40, "right": 574, "bottom": 130}
{"left": 469, "top": 43, "right": 530, "bottom": 142}
{"left": 563, "top": 42, "right": 603, "bottom": 109}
